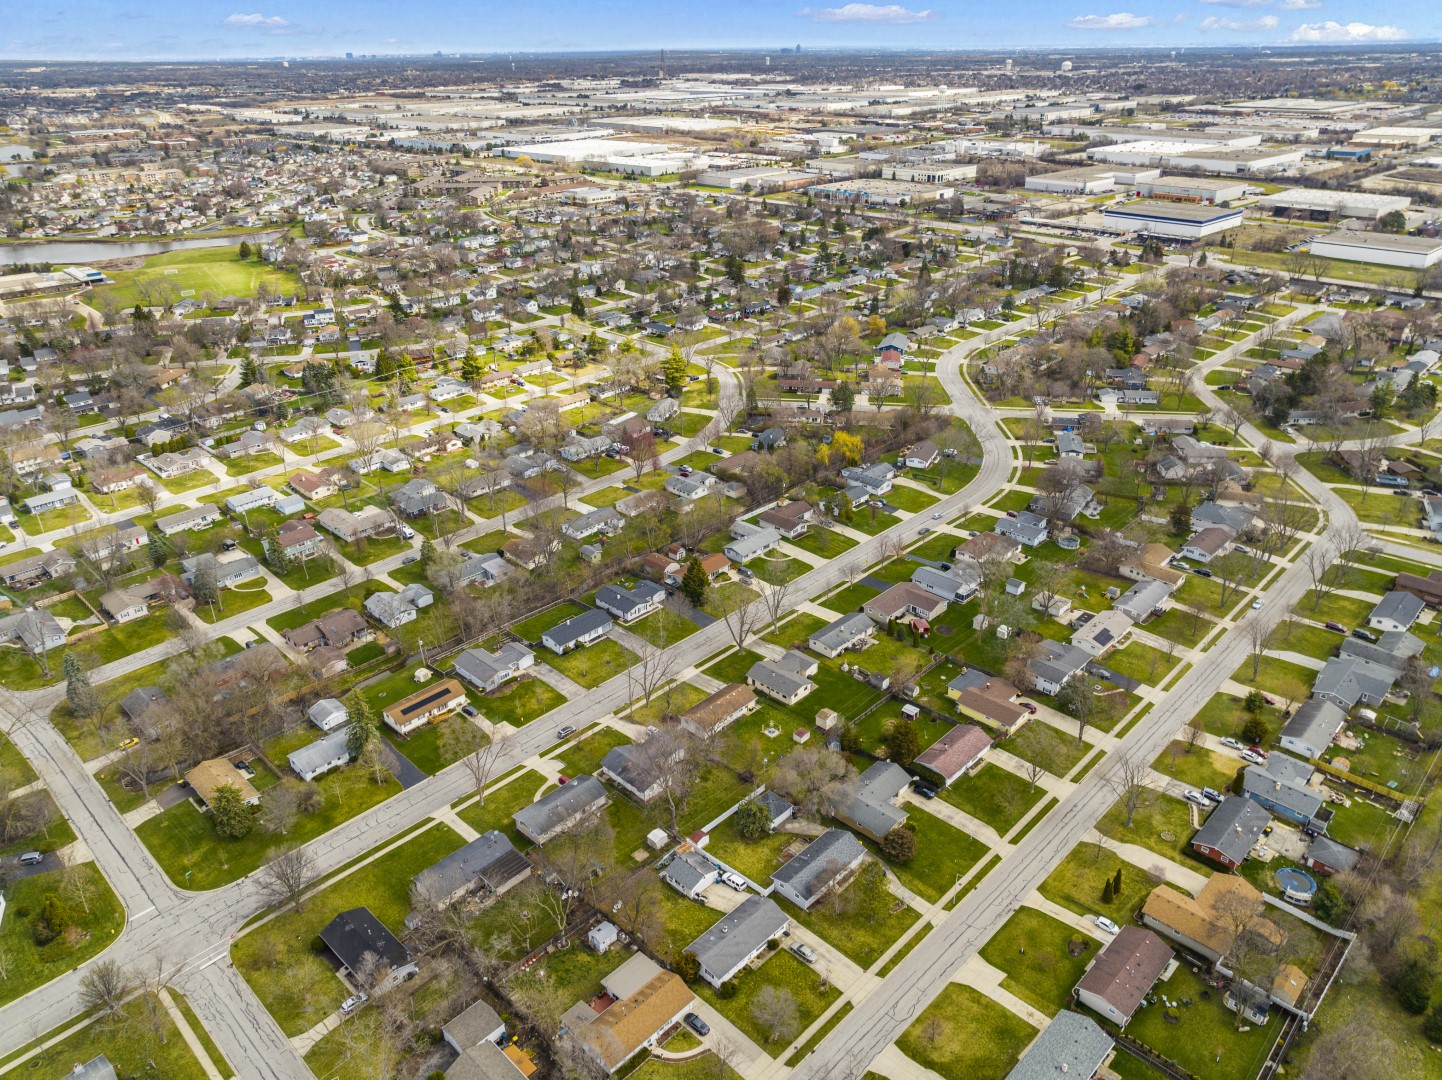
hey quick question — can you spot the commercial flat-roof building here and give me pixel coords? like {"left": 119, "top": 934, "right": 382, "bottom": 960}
{"left": 1102, "top": 200, "right": 1242, "bottom": 240}
{"left": 1136, "top": 175, "right": 1249, "bottom": 204}
{"left": 1261, "top": 188, "right": 1410, "bottom": 221}
{"left": 1309, "top": 231, "right": 1442, "bottom": 270}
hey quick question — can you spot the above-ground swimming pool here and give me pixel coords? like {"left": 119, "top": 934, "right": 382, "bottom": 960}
{"left": 1276, "top": 867, "right": 1318, "bottom": 904}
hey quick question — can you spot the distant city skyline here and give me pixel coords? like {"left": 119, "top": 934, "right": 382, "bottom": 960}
{"left": 2, "top": 1, "right": 1439, "bottom": 62}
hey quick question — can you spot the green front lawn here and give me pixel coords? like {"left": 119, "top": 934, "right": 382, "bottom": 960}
{"left": 693, "top": 948, "right": 840, "bottom": 1050}
{"left": 1096, "top": 790, "right": 1195, "bottom": 866}
{"left": 1038, "top": 843, "right": 1167, "bottom": 925}
{"left": 456, "top": 769, "right": 548, "bottom": 849}
{"left": 1152, "top": 742, "right": 1242, "bottom": 793}
{"left": 701, "top": 648, "right": 764, "bottom": 686}
{"left": 552, "top": 726, "right": 632, "bottom": 778}
{"left": 779, "top": 885, "right": 920, "bottom": 970}
{"left": 979, "top": 906, "right": 1096, "bottom": 1016}
{"left": 0, "top": 863, "right": 124, "bottom": 1008}
{"left": 380, "top": 715, "right": 486, "bottom": 776}
{"left": 1106, "top": 641, "right": 1181, "bottom": 686}
{"left": 544, "top": 638, "right": 638, "bottom": 688}
{"left": 13, "top": 995, "right": 210, "bottom": 1079}
{"left": 703, "top": 815, "right": 795, "bottom": 885}
{"left": 1228, "top": 655, "right": 1315, "bottom": 703}
{"left": 939, "top": 763, "right": 1047, "bottom": 835}
{"left": 752, "top": 554, "right": 810, "bottom": 587}
{"left": 884, "top": 485, "right": 940, "bottom": 513}
{"left": 233, "top": 824, "right": 463, "bottom": 1037}
{"left": 511, "top": 600, "right": 590, "bottom": 642}
{"left": 897, "top": 984, "right": 1037, "bottom": 1080}
{"left": 821, "top": 581, "right": 880, "bottom": 614}
{"left": 788, "top": 527, "right": 858, "bottom": 560}
{"left": 628, "top": 608, "right": 701, "bottom": 648}
{"left": 866, "top": 804, "right": 989, "bottom": 904}
{"left": 137, "top": 763, "right": 401, "bottom": 889}
{"left": 1002, "top": 722, "right": 1090, "bottom": 777}
{"left": 266, "top": 582, "right": 387, "bottom": 632}
{"left": 195, "top": 585, "right": 272, "bottom": 624}
{"left": 477, "top": 675, "right": 568, "bottom": 728}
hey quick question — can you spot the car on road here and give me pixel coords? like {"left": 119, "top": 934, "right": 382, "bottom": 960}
{"left": 684, "top": 1013, "right": 710, "bottom": 1037}
{"left": 340, "top": 993, "right": 368, "bottom": 1014}
{"left": 931, "top": 512, "right": 942, "bottom": 519}
{"left": 1241, "top": 749, "right": 1268, "bottom": 766}
{"left": 402, "top": 554, "right": 419, "bottom": 564}
{"left": 1220, "top": 737, "right": 1245, "bottom": 751}
{"left": 17, "top": 851, "right": 43, "bottom": 866}
{"left": 1323, "top": 621, "right": 1347, "bottom": 633}
{"left": 118, "top": 737, "right": 139, "bottom": 751}
{"left": 1095, "top": 916, "right": 1121, "bottom": 935}
{"left": 1251, "top": 598, "right": 1265, "bottom": 609}
{"left": 918, "top": 527, "right": 932, "bottom": 535}
{"left": 556, "top": 725, "right": 576, "bottom": 739}
{"left": 1183, "top": 789, "right": 1210, "bottom": 807}
{"left": 791, "top": 943, "right": 817, "bottom": 964}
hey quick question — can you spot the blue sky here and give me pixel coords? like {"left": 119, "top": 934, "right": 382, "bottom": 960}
{"left": 2, "top": 1, "right": 1437, "bottom": 60}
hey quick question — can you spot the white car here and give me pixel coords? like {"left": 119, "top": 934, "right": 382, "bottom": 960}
{"left": 931, "top": 512, "right": 942, "bottom": 519}
{"left": 721, "top": 872, "right": 748, "bottom": 892}
{"left": 1220, "top": 737, "right": 1245, "bottom": 751}
{"left": 340, "top": 992, "right": 368, "bottom": 1014}
{"left": 1241, "top": 749, "right": 1268, "bottom": 766}
{"left": 1183, "top": 789, "right": 1210, "bottom": 807}
{"left": 1251, "top": 598, "right": 1265, "bottom": 610}
{"left": 398, "top": 523, "right": 415, "bottom": 540}
{"left": 1095, "top": 916, "right": 1121, "bottom": 935}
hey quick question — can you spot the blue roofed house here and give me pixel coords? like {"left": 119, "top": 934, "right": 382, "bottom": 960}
{"left": 1242, "top": 755, "right": 1329, "bottom": 832}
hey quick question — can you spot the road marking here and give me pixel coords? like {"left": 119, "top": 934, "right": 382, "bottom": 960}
{"left": 131, "top": 905, "right": 155, "bottom": 919}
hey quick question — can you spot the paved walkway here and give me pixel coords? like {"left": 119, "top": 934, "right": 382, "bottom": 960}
{"left": 159, "top": 987, "right": 225, "bottom": 1080}
{"left": 532, "top": 664, "right": 588, "bottom": 700}
{"left": 952, "top": 953, "right": 1050, "bottom": 1028}
{"left": 1082, "top": 829, "right": 1209, "bottom": 893}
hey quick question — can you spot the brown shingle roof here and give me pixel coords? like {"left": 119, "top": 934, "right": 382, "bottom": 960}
{"left": 914, "top": 723, "right": 992, "bottom": 781}
{"left": 184, "top": 757, "right": 258, "bottom": 807}
{"left": 1074, "top": 926, "right": 1173, "bottom": 1022}
{"left": 681, "top": 683, "right": 755, "bottom": 735}
{"left": 581, "top": 971, "right": 694, "bottom": 1069}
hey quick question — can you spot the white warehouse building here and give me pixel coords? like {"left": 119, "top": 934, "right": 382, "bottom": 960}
{"left": 1102, "top": 200, "right": 1243, "bottom": 240}
{"left": 1308, "top": 231, "right": 1442, "bottom": 270}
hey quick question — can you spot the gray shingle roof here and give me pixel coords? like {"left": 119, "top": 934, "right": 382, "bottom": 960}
{"left": 1370, "top": 589, "right": 1424, "bottom": 628}
{"left": 412, "top": 830, "right": 529, "bottom": 899}
{"left": 514, "top": 774, "right": 607, "bottom": 840}
{"left": 1192, "top": 796, "right": 1271, "bottom": 866}
{"left": 687, "top": 895, "right": 789, "bottom": 976}
{"left": 1004, "top": 1011, "right": 1114, "bottom": 1080}
{"left": 770, "top": 828, "right": 864, "bottom": 902}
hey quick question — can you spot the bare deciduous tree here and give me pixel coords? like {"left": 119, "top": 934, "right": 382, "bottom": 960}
{"left": 257, "top": 844, "right": 318, "bottom": 914}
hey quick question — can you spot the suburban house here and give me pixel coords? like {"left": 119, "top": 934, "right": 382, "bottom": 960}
{"left": 595, "top": 580, "right": 666, "bottom": 623}
{"left": 770, "top": 828, "right": 866, "bottom": 910}
{"left": 1180, "top": 526, "right": 1235, "bottom": 564}
{"left": 98, "top": 587, "right": 149, "bottom": 624}
{"left": 365, "top": 584, "right": 435, "bottom": 629}
{"left": 184, "top": 758, "right": 260, "bottom": 810}
{"left": 1027, "top": 642, "right": 1092, "bottom": 695}
{"left": 382, "top": 678, "right": 467, "bottom": 735}
{"left": 1191, "top": 796, "right": 1271, "bottom": 870}
{"left": 1113, "top": 579, "right": 1172, "bottom": 623}
{"left": 911, "top": 563, "right": 982, "bottom": 604}
{"left": 808, "top": 611, "right": 876, "bottom": 658}
{"left": 1002, "top": 1012, "right": 1115, "bottom": 1080}
{"left": 1368, "top": 590, "right": 1425, "bottom": 633}
{"left": 272, "top": 519, "right": 327, "bottom": 562}
{"left": 903, "top": 441, "right": 940, "bottom": 469}
{"left": 836, "top": 761, "right": 911, "bottom": 843}
{"left": 1280, "top": 699, "right": 1347, "bottom": 760}
{"left": 320, "top": 908, "right": 418, "bottom": 994}
{"left": 757, "top": 500, "right": 813, "bottom": 539}
{"left": 514, "top": 775, "right": 609, "bottom": 844}
{"left": 839, "top": 461, "right": 896, "bottom": 500}
{"left": 453, "top": 642, "right": 535, "bottom": 692}
{"left": 0, "top": 607, "right": 67, "bottom": 652}
{"left": 662, "top": 848, "right": 720, "bottom": 899}
{"left": 1311, "top": 654, "right": 1396, "bottom": 710}
{"left": 1242, "top": 756, "right": 1328, "bottom": 831}
{"left": 441, "top": 1000, "right": 521, "bottom": 1080}
{"left": 680, "top": 683, "right": 756, "bottom": 739}
{"left": 563, "top": 507, "right": 624, "bottom": 542}
{"left": 1303, "top": 835, "right": 1361, "bottom": 877}
{"left": 995, "top": 511, "right": 1049, "bottom": 548}
{"left": 1139, "top": 875, "right": 1282, "bottom": 967}
{"left": 955, "top": 532, "right": 1023, "bottom": 566}
{"left": 282, "top": 608, "right": 371, "bottom": 652}
{"left": 1073, "top": 926, "right": 1174, "bottom": 1028}
{"left": 155, "top": 504, "right": 221, "bottom": 536}
{"left": 665, "top": 473, "right": 718, "bottom": 501}
{"left": 288, "top": 470, "right": 341, "bottom": 501}
{"left": 949, "top": 673, "right": 1030, "bottom": 735}
{"left": 574, "top": 955, "right": 695, "bottom": 1074}
{"left": 1119, "top": 544, "right": 1186, "bottom": 589}
{"left": 913, "top": 724, "right": 992, "bottom": 786}
{"left": 723, "top": 523, "right": 783, "bottom": 564}
{"left": 318, "top": 505, "right": 394, "bottom": 543}
{"left": 686, "top": 895, "right": 791, "bottom": 988}
{"left": 392, "top": 478, "right": 450, "bottom": 519}
{"left": 288, "top": 728, "right": 352, "bottom": 782}
{"left": 747, "top": 652, "right": 818, "bottom": 705}
{"left": 1070, "top": 610, "right": 1133, "bottom": 658}
{"left": 601, "top": 740, "right": 681, "bottom": 803}
{"left": 862, "top": 582, "right": 948, "bottom": 629}
{"left": 502, "top": 535, "right": 562, "bottom": 572}
{"left": 539, "top": 609, "right": 614, "bottom": 653}
{"left": 409, "top": 830, "right": 531, "bottom": 913}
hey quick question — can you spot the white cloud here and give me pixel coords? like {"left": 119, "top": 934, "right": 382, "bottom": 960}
{"left": 1289, "top": 19, "right": 1407, "bottom": 40}
{"left": 803, "top": 4, "right": 938, "bottom": 22}
{"left": 1200, "top": 14, "right": 1279, "bottom": 29}
{"left": 1198, "top": 0, "right": 1271, "bottom": 7}
{"left": 1279, "top": 0, "right": 1322, "bottom": 8}
{"left": 222, "top": 13, "right": 291, "bottom": 29}
{"left": 1068, "top": 11, "right": 1152, "bottom": 29}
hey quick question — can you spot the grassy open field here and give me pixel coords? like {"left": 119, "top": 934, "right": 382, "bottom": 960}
{"left": 88, "top": 246, "right": 301, "bottom": 308}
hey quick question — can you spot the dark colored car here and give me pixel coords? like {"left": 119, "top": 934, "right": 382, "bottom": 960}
{"left": 1352, "top": 628, "right": 1379, "bottom": 643}
{"left": 684, "top": 1013, "right": 710, "bottom": 1037}
{"left": 1323, "top": 621, "right": 1346, "bottom": 633}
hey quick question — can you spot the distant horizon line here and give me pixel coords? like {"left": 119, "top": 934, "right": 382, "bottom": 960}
{"left": 2, "top": 41, "right": 1441, "bottom": 65}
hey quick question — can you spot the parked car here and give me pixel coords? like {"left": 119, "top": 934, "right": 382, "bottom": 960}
{"left": 1352, "top": 628, "right": 1378, "bottom": 643}
{"left": 911, "top": 779, "right": 938, "bottom": 799}
{"left": 791, "top": 943, "right": 817, "bottom": 964}
{"left": 556, "top": 725, "right": 576, "bottom": 739}
{"left": 17, "top": 851, "right": 42, "bottom": 866}
{"left": 1192, "top": 567, "right": 1213, "bottom": 578}
{"left": 398, "top": 524, "right": 415, "bottom": 540}
{"left": 1095, "top": 916, "right": 1121, "bottom": 935}
{"left": 1018, "top": 701, "right": 1038, "bottom": 714}
{"left": 1241, "top": 749, "right": 1267, "bottom": 766}
{"left": 118, "top": 737, "right": 139, "bottom": 751}
{"left": 1220, "top": 737, "right": 1245, "bottom": 751}
{"left": 1202, "top": 787, "right": 1224, "bottom": 804}
{"left": 684, "top": 1013, "right": 710, "bottom": 1037}
{"left": 1005, "top": 510, "right": 1019, "bottom": 518}
{"left": 461, "top": 704, "right": 478, "bottom": 719}
{"left": 721, "top": 872, "right": 747, "bottom": 892}
{"left": 340, "top": 993, "right": 368, "bottom": 1015}
{"left": 1323, "top": 621, "right": 1347, "bottom": 633}
{"left": 1183, "top": 789, "right": 1210, "bottom": 807}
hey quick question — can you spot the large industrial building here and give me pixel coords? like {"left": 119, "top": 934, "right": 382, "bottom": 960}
{"left": 1260, "top": 188, "right": 1411, "bottom": 222}
{"left": 1136, "top": 176, "right": 1249, "bottom": 205}
{"left": 1102, "top": 200, "right": 1243, "bottom": 240}
{"left": 1308, "top": 231, "right": 1442, "bottom": 270}
{"left": 810, "top": 178, "right": 954, "bottom": 206}
{"left": 1085, "top": 141, "right": 1304, "bottom": 174}
{"left": 1024, "top": 165, "right": 1159, "bottom": 195}
{"left": 695, "top": 165, "right": 816, "bottom": 191}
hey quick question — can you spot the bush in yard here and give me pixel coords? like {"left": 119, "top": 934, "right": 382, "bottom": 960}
{"left": 1424, "top": 1002, "right": 1442, "bottom": 1044}
{"left": 674, "top": 951, "right": 701, "bottom": 983}
{"left": 718, "top": 979, "right": 738, "bottom": 999}
{"left": 1393, "top": 956, "right": 1436, "bottom": 1015}
{"left": 1241, "top": 716, "right": 1269, "bottom": 746}
{"left": 883, "top": 719, "right": 921, "bottom": 767}
{"left": 882, "top": 825, "right": 917, "bottom": 863}
{"left": 32, "top": 893, "right": 73, "bottom": 946}
{"left": 312, "top": 935, "right": 328, "bottom": 954}
{"left": 734, "top": 801, "right": 771, "bottom": 840}
{"left": 1102, "top": 878, "right": 1114, "bottom": 904}
{"left": 1244, "top": 690, "right": 1266, "bottom": 715}
{"left": 1313, "top": 879, "right": 1346, "bottom": 924}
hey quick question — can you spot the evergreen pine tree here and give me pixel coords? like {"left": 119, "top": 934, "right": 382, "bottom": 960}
{"left": 238, "top": 240, "right": 253, "bottom": 260}
{"left": 680, "top": 558, "right": 709, "bottom": 609}
{"left": 148, "top": 532, "right": 167, "bottom": 570}
{"left": 64, "top": 652, "right": 98, "bottom": 718}
{"left": 1113, "top": 868, "right": 1123, "bottom": 895}
{"left": 347, "top": 698, "right": 377, "bottom": 761}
